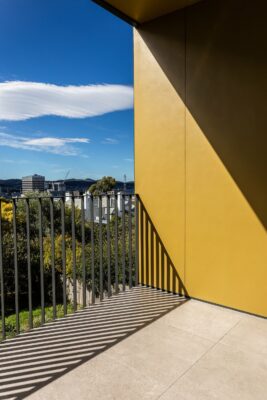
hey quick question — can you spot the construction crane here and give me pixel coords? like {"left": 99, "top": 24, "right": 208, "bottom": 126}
{"left": 123, "top": 174, "right": 127, "bottom": 192}
{"left": 64, "top": 170, "right": 70, "bottom": 182}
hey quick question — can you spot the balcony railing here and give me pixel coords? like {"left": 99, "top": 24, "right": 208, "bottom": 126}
{"left": 0, "top": 193, "right": 139, "bottom": 340}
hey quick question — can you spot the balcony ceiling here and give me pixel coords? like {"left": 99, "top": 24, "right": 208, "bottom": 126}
{"left": 93, "top": 0, "right": 202, "bottom": 24}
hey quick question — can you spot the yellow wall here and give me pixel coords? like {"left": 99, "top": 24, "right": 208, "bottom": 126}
{"left": 134, "top": 0, "right": 267, "bottom": 317}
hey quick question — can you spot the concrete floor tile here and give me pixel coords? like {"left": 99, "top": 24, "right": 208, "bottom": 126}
{"left": 221, "top": 316, "right": 267, "bottom": 356}
{"left": 160, "top": 343, "right": 267, "bottom": 400}
{"left": 155, "top": 300, "right": 243, "bottom": 341}
{"left": 26, "top": 352, "right": 165, "bottom": 400}
{"left": 107, "top": 322, "right": 213, "bottom": 386}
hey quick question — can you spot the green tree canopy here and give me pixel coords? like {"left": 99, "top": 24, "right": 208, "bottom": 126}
{"left": 89, "top": 176, "right": 116, "bottom": 195}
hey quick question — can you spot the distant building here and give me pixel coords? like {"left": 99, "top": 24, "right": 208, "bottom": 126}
{"left": 45, "top": 181, "right": 66, "bottom": 195}
{"left": 22, "top": 174, "right": 45, "bottom": 194}
{"left": 82, "top": 190, "right": 135, "bottom": 223}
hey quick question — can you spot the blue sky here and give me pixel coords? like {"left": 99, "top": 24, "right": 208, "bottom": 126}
{"left": 0, "top": 0, "right": 134, "bottom": 181}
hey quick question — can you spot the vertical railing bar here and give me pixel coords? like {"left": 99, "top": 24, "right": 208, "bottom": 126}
{"left": 122, "top": 194, "right": 126, "bottom": 291}
{"left": 128, "top": 195, "right": 132, "bottom": 288}
{"left": 12, "top": 198, "right": 19, "bottom": 334}
{"left": 90, "top": 195, "right": 95, "bottom": 304}
{"left": 161, "top": 245, "right": 165, "bottom": 291}
{"left": 156, "top": 236, "right": 160, "bottom": 289}
{"left": 107, "top": 195, "right": 111, "bottom": 297}
{"left": 145, "top": 215, "right": 149, "bottom": 286}
{"left": 50, "top": 197, "right": 56, "bottom": 319}
{"left": 114, "top": 194, "right": 119, "bottom": 293}
{"left": 61, "top": 197, "right": 67, "bottom": 315}
{"left": 71, "top": 195, "right": 77, "bottom": 312}
{"left": 38, "top": 198, "right": 45, "bottom": 325}
{"left": 0, "top": 200, "right": 6, "bottom": 340}
{"left": 25, "top": 199, "right": 32, "bottom": 329}
{"left": 151, "top": 223, "right": 154, "bottom": 288}
{"left": 81, "top": 195, "right": 86, "bottom": 308}
{"left": 135, "top": 195, "right": 139, "bottom": 286}
{"left": 99, "top": 196, "right": 103, "bottom": 301}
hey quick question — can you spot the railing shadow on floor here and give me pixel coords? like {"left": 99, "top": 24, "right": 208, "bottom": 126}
{"left": 137, "top": 197, "right": 188, "bottom": 297}
{"left": 0, "top": 286, "right": 187, "bottom": 400}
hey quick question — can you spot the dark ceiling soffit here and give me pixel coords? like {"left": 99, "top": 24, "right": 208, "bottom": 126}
{"left": 92, "top": 0, "right": 139, "bottom": 27}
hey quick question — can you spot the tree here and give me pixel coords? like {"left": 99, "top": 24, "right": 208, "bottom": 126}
{"left": 89, "top": 176, "right": 116, "bottom": 195}
{"left": 0, "top": 192, "right": 136, "bottom": 316}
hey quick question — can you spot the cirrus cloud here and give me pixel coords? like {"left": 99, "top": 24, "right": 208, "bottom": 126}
{"left": 0, "top": 81, "right": 133, "bottom": 121}
{"left": 0, "top": 132, "right": 90, "bottom": 156}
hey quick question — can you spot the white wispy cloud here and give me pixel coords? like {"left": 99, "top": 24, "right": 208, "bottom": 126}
{"left": 0, "top": 132, "right": 90, "bottom": 156}
{"left": 124, "top": 158, "right": 133, "bottom": 162}
{"left": 101, "top": 137, "right": 119, "bottom": 145}
{"left": 2, "top": 158, "right": 30, "bottom": 164}
{"left": 0, "top": 81, "right": 133, "bottom": 121}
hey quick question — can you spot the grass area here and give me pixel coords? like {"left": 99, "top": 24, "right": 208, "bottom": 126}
{"left": 0, "top": 304, "right": 77, "bottom": 339}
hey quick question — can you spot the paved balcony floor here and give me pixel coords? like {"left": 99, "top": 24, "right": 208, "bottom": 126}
{"left": 1, "top": 287, "right": 267, "bottom": 400}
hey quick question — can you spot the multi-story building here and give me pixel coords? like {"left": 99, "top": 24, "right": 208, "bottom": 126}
{"left": 45, "top": 180, "right": 66, "bottom": 196}
{"left": 22, "top": 174, "right": 45, "bottom": 194}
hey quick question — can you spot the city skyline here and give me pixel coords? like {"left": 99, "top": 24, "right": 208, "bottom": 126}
{"left": 0, "top": 0, "right": 134, "bottom": 181}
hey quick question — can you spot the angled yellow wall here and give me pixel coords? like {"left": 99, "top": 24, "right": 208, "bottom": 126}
{"left": 134, "top": 12, "right": 186, "bottom": 287}
{"left": 134, "top": 0, "right": 267, "bottom": 317}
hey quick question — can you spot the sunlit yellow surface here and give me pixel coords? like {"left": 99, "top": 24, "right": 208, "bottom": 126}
{"left": 134, "top": 0, "right": 267, "bottom": 317}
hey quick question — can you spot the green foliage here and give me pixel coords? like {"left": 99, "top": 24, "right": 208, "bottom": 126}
{"left": 0, "top": 304, "right": 76, "bottom": 338}
{"left": 0, "top": 195, "right": 136, "bottom": 318}
{"left": 89, "top": 176, "right": 116, "bottom": 195}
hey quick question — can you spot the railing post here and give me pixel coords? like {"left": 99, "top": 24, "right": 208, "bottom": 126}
{"left": 81, "top": 194, "right": 86, "bottom": 308}
{"left": 12, "top": 198, "right": 20, "bottom": 334}
{"left": 61, "top": 197, "right": 67, "bottom": 315}
{"left": 25, "top": 198, "right": 33, "bottom": 329}
{"left": 90, "top": 195, "right": 95, "bottom": 304}
{"left": 50, "top": 197, "right": 56, "bottom": 319}
{"left": 135, "top": 195, "right": 139, "bottom": 286}
{"left": 107, "top": 194, "right": 111, "bottom": 297}
{"left": 38, "top": 197, "right": 45, "bottom": 325}
{"left": 0, "top": 200, "right": 5, "bottom": 340}
{"left": 122, "top": 194, "right": 126, "bottom": 291}
{"left": 114, "top": 194, "right": 119, "bottom": 293}
{"left": 71, "top": 195, "right": 77, "bottom": 312}
{"left": 99, "top": 195, "right": 103, "bottom": 300}
{"left": 128, "top": 195, "right": 132, "bottom": 288}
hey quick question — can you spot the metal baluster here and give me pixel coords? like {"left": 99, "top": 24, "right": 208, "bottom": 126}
{"left": 0, "top": 201, "right": 5, "bottom": 340}
{"left": 107, "top": 195, "right": 111, "bottom": 297}
{"left": 151, "top": 222, "right": 154, "bottom": 288}
{"left": 25, "top": 199, "right": 32, "bottom": 329}
{"left": 122, "top": 194, "right": 126, "bottom": 290}
{"left": 140, "top": 199, "right": 144, "bottom": 285}
{"left": 135, "top": 195, "right": 139, "bottom": 286}
{"left": 145, "top": 215, "right": 149, "bottom": 286}
{"left": 12, "top": 199, "right": 19, "bottom": 334}
{"left": 81, "top": 195, "right": 86, "bottom": 308}
{"left": 61, "top": 198, "right": 67, "bottom": 315}
{"left": 71, "top": 196, "right": 77, "bottom": 312}
{"left": 99, "top": 196, "right": 103, "bottom": 300}
{"left": 114, "top": 194, "right": 119, "bottom": 293}
{"left": 50, "top": 198, "right": 56, "bottom": 319}
{"left": 161, "top": 244, "right": 165, "bottom": 291}
{"left": 128, "top": 195, "right": 132, "bottom": 288}
{"left": 90, "top": 195, "right": 95, "bottom": 304}
{"left": 38, "top": 198, "right": 45, "bottom": 325}
{"left": 156, "top": 236, "right": 160, "bottom": 289}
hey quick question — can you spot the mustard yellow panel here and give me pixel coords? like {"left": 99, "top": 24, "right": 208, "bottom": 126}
{"left": 134, "top": 28, "right": 186, "bottom": 286}
{"left": 102, "top": 0, "right": 201, "bottom": 23}
{"left": 134, "top": 0, "right": 267, "bottom": 316}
